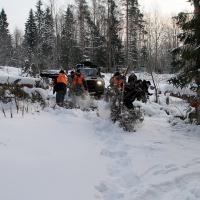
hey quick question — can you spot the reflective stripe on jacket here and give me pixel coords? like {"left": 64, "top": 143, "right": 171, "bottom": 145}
{"left": 57, "top": 73, "right": 68, "bottom": 85}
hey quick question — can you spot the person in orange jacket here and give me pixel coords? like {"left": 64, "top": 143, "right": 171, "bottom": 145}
{"left": 109, "top": 71, "right": 125, "bottom": 107}
{"left": 72, "top": 69, "right": 87, "bottom": 96}
{"left": 54, "top": 70, "right": 68, "bottom": 106}
{"left": 110, "top": 71, "right": 124, "bottom": 91}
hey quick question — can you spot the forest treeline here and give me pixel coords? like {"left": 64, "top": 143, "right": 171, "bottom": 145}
{"left": 0, "top": 0, "right": 180, "bottom": 74}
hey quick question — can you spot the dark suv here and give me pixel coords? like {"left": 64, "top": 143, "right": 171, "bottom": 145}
{"left": 78, "top": 67, "right": 105, "bottom": 97}
{"left": 76, "top": 61, "right": 105, "bottom": 97}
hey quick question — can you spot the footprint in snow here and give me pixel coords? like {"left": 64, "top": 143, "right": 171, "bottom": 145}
{"left": 101, "top": 149, "right": 127, "bottom": 159}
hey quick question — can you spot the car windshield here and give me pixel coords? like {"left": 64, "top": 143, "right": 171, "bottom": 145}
{"left": 80, "top": 68, "right": 98, "bottom": 77}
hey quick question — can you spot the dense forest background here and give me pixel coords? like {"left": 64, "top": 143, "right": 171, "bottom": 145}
{"left": 0, "top": 0, "right": 181, "bottom": 74}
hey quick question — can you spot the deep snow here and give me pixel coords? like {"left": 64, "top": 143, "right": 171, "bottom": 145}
{"left": 0, "top": 66, "right": 200, "bottom": 200}
{"left": 0, "top": 108, "right": 107, "bottom": 200}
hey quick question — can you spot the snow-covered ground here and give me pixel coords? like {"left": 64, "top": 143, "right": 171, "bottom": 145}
{"left": 0, "top": 67, "right": 200, "bottom": 200}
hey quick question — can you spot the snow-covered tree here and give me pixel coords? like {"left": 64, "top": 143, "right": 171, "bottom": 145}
{"left": 24, "top": 1, "right": 56, "bottom": 71}
{"left": 23, "top": 9, "right": 38, "bottom": 76}
{"left": 170, "top": 0, "right": 200, "bottom": 124}
{"left": 170, "top": 2, "right": 200, "bottom": 87}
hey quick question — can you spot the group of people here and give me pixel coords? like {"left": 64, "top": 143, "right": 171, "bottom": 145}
{"left": 109, "top": 71, "right": 152, "bottom": 109}
{"left": 53, "top": 69, "right": 152, "bottom": 107}
{"left": 53, "top": 69, "right": 87, "bottom": 106}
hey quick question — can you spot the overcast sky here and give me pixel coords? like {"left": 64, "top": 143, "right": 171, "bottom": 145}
{"left": 0, "top": 0, "right": 192, "bottom": 33}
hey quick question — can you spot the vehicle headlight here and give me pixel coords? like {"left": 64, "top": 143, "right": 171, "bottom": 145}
{"left": 97, "top": 80, "right": 103, "bottom": 86}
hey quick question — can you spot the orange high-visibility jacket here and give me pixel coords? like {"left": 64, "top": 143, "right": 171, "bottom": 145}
{"left": 57, "top": 73, "right": 68, "bottom": 85}
{"left": 73, "top": 74, "right": 85, "bottom": 86}
{"left": 112, "top": 76, "right": 123, "bottom": 89}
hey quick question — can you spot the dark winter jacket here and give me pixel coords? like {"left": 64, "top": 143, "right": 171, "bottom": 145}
{"left": 54, "top": 82, "right": 67, "bottom": 93}
{"left": 123, "top": 79, "right": 152, "bottom": 108}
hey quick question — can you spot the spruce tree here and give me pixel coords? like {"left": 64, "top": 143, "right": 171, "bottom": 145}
{"left": 126, "top": 0, "right": 144, "bottom": 69}
{"left": 77, "top": 0, "right": 86, "bottom": 59}
{"left": 93, "top": 0, "right": 108, "bottom": 69}
{"left": 24, "top": 9, "right": 37, "bottom": 51}
{"left": 91, "top": 25, "right": 107, "bottom": 68}
{"left": 42, "top": 7, "right": 55, "bottom": 69}
{"left": 76, "top": 0, "right": 107, "bottom": 67}
{"left": 35, "top": 0, "right": 44, "bottom": 43}
{"left": 170, "top": 1, "right": 200, "bottom": 86}
{"left": 170, "top": 0, "right": 200, "bottom": 123}
{"left": 61, "top": 6, "right": 78, "bottom": 69}
{"left": 0, "top": 9, "right": 12, "bottom": 65}
{"left": 35, "top": 0, "right": 46, "bottom": 70}
{"left": 24, "top": 9, "right": 38, "bottom": 75}
{"left": 108, "top": 0, "right": 124, "bottom": 71}
{"left": 82, "top": 2, "right": 107, "bottom": 67}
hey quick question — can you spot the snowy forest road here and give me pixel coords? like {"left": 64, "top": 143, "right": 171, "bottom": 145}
{"left": 0, "top": 100, "right": 200, "bottom": 200}
{"left": 0, "top": 108, "right": 107, "bottom": 200}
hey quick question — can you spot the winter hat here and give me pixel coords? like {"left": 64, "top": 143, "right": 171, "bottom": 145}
{"left": 59, "top": 70, "right": 65, "bottom": 74}
{"left": 128, "top": 73, "right": 137, "bottom": 83}
{"left": 114, "top": 71, "right": 120, "bottom": 76}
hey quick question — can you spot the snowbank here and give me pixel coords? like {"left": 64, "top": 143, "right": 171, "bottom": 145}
{"left": 0, "top": 66, "right": 41, "bottom": 86}
{"left": 0, "top": 66, "right": 21, "bottom": 76}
